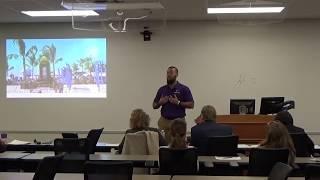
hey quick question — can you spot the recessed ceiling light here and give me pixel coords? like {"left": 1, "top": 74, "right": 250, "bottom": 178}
{"left": 207, "top": 7, "right": 285, "bottom": 14}
{"left": 21, "top": 10, "right": 99, "bottom": 17}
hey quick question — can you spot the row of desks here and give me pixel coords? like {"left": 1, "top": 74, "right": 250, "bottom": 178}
{"left": 0, "top": 173, "right": 305, "bottom": 180}
{"left": 7, "top": 143, "right": 320, "bottom": 153}
{"left": 1, "top": 151, "right": 320, "bottom": 165}
{"left": 6, "top": 142, "right": 120, "bottom": 152}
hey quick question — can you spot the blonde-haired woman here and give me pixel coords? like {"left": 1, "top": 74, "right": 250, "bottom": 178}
{"left": 259, "top": 121, "right": 296, "bottom": 166}
{"left": 118, "top": 109, "right": 167, "bottom": 153}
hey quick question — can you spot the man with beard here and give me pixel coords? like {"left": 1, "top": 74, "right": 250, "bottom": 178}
{"left": 153, "top": 66, "right": 194, "bottom": 142}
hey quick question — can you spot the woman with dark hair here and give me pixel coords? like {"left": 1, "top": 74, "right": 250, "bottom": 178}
{"left": 118, "top": 109, "right": 167, "bottom": 153}
{"left": 259, "top": 121, "right": 296, "bottom": 166}
{"left": 275, "top": 111, "right": 315, "bottom": 155}
{"left": 169, "top": 119, "right": 188, "bottom": 149}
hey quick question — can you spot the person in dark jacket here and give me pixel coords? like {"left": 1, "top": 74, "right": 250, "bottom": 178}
{"left": 0, "top": 139, "right": 6, "bottom": 153}
{"left": 191, "top": 105, "right": 233, "bottom": 155}
{"left": 118, "top": 109, "right": 167, "bottom": 153}
{"left": 275, "top": 111, "right": 315, "bottom": 155}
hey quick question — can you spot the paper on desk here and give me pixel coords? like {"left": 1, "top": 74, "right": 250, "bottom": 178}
{"left": 8, "top": 139, "right": 31, "bottom": 145}
{"left": 215, "top": 156, "right": 241, "bottom": 161}
{"left": 238, "top": 144, "right": 259, "bottom": 148}
{"left": 310, "top": 157, "right": 320, "bottom": 162}
{"left": 97, "top": 142, "right": 119, "bottom": 147}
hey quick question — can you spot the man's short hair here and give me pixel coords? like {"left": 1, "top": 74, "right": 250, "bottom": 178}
{"left": 201, "top": 105, "right": 217, "bottom": 122}
{"left": 168, "top": 66, "right": 178, "bottom": 74}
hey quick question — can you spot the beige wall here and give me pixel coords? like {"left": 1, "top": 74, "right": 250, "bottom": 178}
{"left": 1, "top": 20, "right": 320, "bottom": 143}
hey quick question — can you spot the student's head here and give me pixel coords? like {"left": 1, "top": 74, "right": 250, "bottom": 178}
{"left": 170, "top": 119, "right": 187, "bottom": 149}
{"left": 274, "top": 111, "right": 294, "bottom": 126}
{"left": 200, "top": 105, "right": 217, "bottom": 122}
{"left": 261, "top": 121, "right": 295, "bottom": 152}
{"left": 130, "top": 109, "right": 150, "bottom": 129}
{"left": 167, "top": 66, "right": 178, "bottom": 85}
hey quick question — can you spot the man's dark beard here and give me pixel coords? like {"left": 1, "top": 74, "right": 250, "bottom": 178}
{"left": 167, "top": 79, "right": 176, "bottom": 85}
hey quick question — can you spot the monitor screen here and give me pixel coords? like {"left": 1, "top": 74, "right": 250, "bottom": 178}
{"left": 6, "top": 38, "right": 107, "bottom": 98}
{"left": 259, "top": 97, "right": 285, "bottom": 114}
{"left": 230, "top": 99, "right": 255, "bottom": 114}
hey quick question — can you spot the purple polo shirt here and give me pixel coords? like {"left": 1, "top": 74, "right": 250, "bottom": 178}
{"left": 154, "top": 82, "right": 194, "bottom": 120}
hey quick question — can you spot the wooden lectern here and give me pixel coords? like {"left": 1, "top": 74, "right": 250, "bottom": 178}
{"left": 216, "top": 115, "right": 274, "bottom": 144}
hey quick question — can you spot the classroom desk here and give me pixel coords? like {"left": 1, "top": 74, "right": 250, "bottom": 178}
{"left": 6, "top": 142, "right": 119, "bottom": 152}
{"left": 173, "top": 176, "right": 302, "bottom": 180}
{"left": 0, "top": 151, "right": 30, "bottom": 159}
{"left": 0, "top": 152, "right": 31, "bottom": 171}
{"left": 0, "top": 172, "right": 169, "bottom": 180}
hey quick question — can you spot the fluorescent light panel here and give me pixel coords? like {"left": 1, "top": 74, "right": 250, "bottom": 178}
{"left": 207, "top": 7, "right": 285, "bottom": 14}
{"left": 21, "top": 10, "right": 99, "bottom": 17}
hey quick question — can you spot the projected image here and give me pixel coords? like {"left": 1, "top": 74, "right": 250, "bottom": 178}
{"left": 6, "top": 38, "right": 107, "bottom": 98}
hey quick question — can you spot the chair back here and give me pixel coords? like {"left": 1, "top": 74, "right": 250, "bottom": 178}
{"left": 54, "top": 138, "right": 89, "bottom": 156}
{"left": 84, "top": 161, "right": 133, "bottom": 180}
{"left": 33, "top": 154, "right": 64, "bottom": 180}
{"left": 268, "top": 162, "right": 292, "bottom": 180}
{"left": 159, "top": 147, "right": 198, "bottom": 175}
{"left": 62, "top": 133, "right": 78, "bottom": 139}
{"left": 248, "top": 148, "right": 289, "bottom": 176}
{"left": 305, "top": 164, "right": 320, "bottom": 180}
{"left": 54, "top": 138, "right": 89, "bottom": 173}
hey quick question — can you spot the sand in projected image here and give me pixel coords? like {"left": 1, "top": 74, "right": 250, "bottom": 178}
{"left": 6, "top": 38, "right": 107, "bottom": 98}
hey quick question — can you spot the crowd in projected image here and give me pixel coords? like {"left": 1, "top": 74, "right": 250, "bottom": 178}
{"left": 6, "top": 38, "right": 107, "bottom": 98}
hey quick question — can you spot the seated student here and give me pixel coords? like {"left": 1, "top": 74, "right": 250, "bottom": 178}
{"left": 191, "top": 105, "right": 233, "bottom": 155}
{"left": 275, "top": 111, "right": 315, "bottom": 155}
{"left": 118, "top": 109, "right": 167, "bottom": 153}
{"left": 170, "top": 119, "right": 188, "bottom": 149}
{"left": 259, "top": 121, "right": 296, "bottom": 166}
{"left": 0, "top": 139, "right": 6, "bottom": 153}
{"left": 275, "top": 111, "right": 307, "bottom": 133}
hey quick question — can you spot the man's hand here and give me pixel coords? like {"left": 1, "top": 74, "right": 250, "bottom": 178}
{"left": 158, "top": 96, "right": 169, "bottom": 106}
{"left": 169, "top": 95, "right": 180, "bottom": 105}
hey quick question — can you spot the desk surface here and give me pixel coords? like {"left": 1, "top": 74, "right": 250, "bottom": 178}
{"left": 0, "top": 151, "right": 30, "bottom": 159}
{"left": 0, "top": 173, "right": 169, "bottom": 180}
{"left": 238, "top": 144, "right": 320, "bottom": 150}
{"left": 90, "top": 153, "right": 159, "bottom": 161}
{"left": 19, "top": 152, "right": 320, "bottom": 165}
{"left": 22, "top": 151, "right": 54, "bottom": 160}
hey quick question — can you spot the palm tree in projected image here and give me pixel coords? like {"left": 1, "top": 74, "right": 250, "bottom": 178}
{"left": 72, "top": 63, "right": 79, "bottom": 83}
{"left": 84, "top": 57, "right": 94, "bottom": 75}
{"left": 6, "top": 54, "right": 19, "bottom": 77}
{"left": 42, "top": 44, "right": 63, "bottom": 79}
{"left": 78, "top": 58, "right": 86, "bottom": 73}
{"left": 13, "top": 39, "right": 27, "bottom": 80}
{"left": 72, "top": 63, "right": 79, "bottom": 73}
{"left": 25, "top": 46, "right": 38, "bottom": 80}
